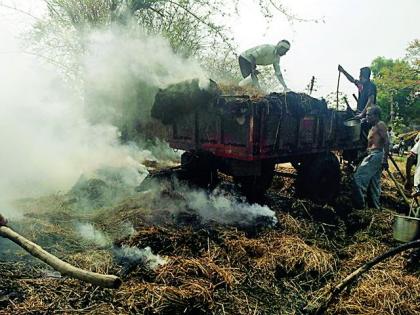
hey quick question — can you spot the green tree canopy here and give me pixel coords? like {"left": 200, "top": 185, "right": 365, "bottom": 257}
{"left": 370, "top": 45, "right": 419, "bottom": 131}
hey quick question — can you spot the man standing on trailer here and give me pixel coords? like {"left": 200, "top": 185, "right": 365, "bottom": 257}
{"left": 352, "top": 106, "right": 389, "bottom": 209}
{"left": 338, "top": 65, "right": 377, "bottom": 117}
{"left": 238, "top": 40, "right": 291, "bottom": 90}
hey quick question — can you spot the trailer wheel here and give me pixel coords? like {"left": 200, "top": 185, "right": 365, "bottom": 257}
{"left": 181, "top": 151, "right": 219, "bottom": 189}
{"left": 234, "top": 161, "right": 275, "bottom": 203}
{"left": 296, "top": 152, "right": 341, "bottom": 203}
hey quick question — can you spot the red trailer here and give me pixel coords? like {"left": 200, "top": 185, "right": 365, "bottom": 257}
{"left": 151, "top": 80, "right": 362, "bottom": 202}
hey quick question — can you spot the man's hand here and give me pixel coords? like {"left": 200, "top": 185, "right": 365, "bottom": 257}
{"left": 0, "top": 214, "right": 7, "bottom": 226}
{"left": 382, "top": 161, "right": 389, "bottom": 170}
{"left": 338, "top": 64, "right": 344, "bottom": 73}
{"left": 412, "top": 187, "right": 420, "bottom": 197}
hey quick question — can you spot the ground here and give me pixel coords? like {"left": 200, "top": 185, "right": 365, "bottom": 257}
{"left": 0, "top": 157, "right": 419, "bottom": 315}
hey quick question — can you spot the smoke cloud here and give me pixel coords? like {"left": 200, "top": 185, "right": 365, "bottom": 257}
{"left": 0, "top": 20, "right": 205, "bottom": 213}
{"left": 75, "top": 222, "right": 166, "bottom": 270}
{"left": 185, "top": 187, "right": 278, "bottom": 227}
{"left": 114, "top": 245, "right": 167, "bottom": 271}
{"left": 0, "top": 13, "right": 275, "bottom": 230}
{"left": 139, "top": 179, "right": 278, "bottom": 227}
{"left": 76, "top": 222, "right": 111, "bottom": 247}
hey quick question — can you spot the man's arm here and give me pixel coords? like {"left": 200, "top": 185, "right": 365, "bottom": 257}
{"left": 338, "top": 65, "right": 356, "bottom": 83}
{"left": 273, "top": 62, "right": 287, "bottom": 89}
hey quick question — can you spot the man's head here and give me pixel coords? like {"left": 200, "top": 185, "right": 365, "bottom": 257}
{"left": 366, "top": 106, "right": 381, "bottom": 124}
{"left": 359, "top": 67, "right": 371, "bottom": 83}
{"left": 276, "top": 40, "right": 290, "bottom": 56}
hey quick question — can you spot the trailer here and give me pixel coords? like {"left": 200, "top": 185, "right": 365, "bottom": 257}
{"left": 151, "top": 79, "right": 363, "bottom": 202}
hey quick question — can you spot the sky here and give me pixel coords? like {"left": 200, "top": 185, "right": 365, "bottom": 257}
{"left": 0, "top": 0, "right": 419, "bottom": 102}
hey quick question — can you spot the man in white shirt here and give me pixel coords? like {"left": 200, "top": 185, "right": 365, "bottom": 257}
{"left": 238, "top": 40, "right": 290, "bottom": 90}
{"left": 404, "top": 138, "right": 420, "bottom": 268}
{"left": 405, "top": 139, "right": 420, "bottom": 196}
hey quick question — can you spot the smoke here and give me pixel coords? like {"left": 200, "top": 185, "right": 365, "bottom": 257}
{"left": 75, "top": 222, "right": 165, "bottom": 270}
{"left": 139, "top": 179, "right": 278, "bottom": 227}
{"left": 0, "top": 19, "right": 206, "bottom": 210}
{"left": 185, "top": 187, "right": 278, "bottom": 227}
{"left": 76, "top": 222, "right": 111, "bottom": 247}
{"left": 0, "top": 10, "right": 275, "bottom": 231}
{"left": 82, "top": 24, "right": 208, "bottom": 138}
{"left": 114, "top": 245, "right": 167, "bottom": 271}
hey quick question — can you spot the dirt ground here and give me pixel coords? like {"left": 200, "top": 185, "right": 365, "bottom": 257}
{"left": 0, "top": 156, "right": 419, "bottom": 315}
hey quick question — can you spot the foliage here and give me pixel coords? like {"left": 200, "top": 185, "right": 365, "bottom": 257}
{"left": 370, "top": 47, "right": 419, "bottom": 130}
{"left": 405, "top": 39, "right": 420, "bottom": 70}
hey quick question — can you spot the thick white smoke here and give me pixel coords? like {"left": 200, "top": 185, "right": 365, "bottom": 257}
{"left": 0, "top": 20, "right": 206, "bottom": 217}
{"left": 0, "top": 12, "right": 275, "bottom": 229}
{"left": 185, "top": 187, "right": 278, "bottom": 226}
{"left": 76, "top": 222, "right": 111, "bottom": 247}
{"left": 75, "top": 222, "right": 166, "bottom": 270}
{"left": 115, "top": 245, "right": 168, "bottom": 271}
{"left": 139, "top": 180, "right": 278, "bottom": 227}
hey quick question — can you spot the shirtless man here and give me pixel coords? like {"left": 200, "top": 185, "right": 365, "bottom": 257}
{"left": 352, "top": 106, "right": 389, "bottom": 209}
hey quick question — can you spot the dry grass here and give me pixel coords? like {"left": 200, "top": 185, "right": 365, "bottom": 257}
{"left": 1, "top": 161, "right": 419, "bottom": 314}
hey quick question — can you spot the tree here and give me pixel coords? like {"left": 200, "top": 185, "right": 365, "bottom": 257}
{"left": 370, "top": 47, "right": 419, "bottom": 131}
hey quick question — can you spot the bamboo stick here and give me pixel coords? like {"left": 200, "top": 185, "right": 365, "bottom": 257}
{"left": 0, "top": 224, "right": 122, "bottom": 289}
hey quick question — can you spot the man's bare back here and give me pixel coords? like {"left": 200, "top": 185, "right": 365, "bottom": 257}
{"left": 367, "top": 121, "right": 388, "bottom": 150}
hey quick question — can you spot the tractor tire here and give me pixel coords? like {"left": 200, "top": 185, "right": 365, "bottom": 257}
{"left": 296, "top": 152, "right": 341, "bottom": 203}
{"left": 234, "top": 161, "right": 275, "bottom": 203}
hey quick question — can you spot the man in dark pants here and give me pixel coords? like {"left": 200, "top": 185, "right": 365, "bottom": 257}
{"left": 238, "top": 40, "right": 291, "bottom": 90}
{"left": 352, "top": 106, "right": 389, "bottom": 209}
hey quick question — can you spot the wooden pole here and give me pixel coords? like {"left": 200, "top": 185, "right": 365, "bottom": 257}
{"left": 388, "top": 155, "right": 406, "bottom": 182}
{"left": 0, "top": 224, "right": 122, "bottom": 289}
{"left": 386, "top": 169, "right": 411, "bottom": 206}
{"left": 336, "top": 71, "right": 341, "bottom": 110}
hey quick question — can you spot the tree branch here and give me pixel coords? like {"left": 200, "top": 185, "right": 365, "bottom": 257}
{"left": 268, "top": 0, "right": 320, "bottom": 23}
{"left": 0, "top": 2, "right": 41, "bottom": 20}
{"left": 165, "top": 0, "right": 235, "bottom": 54}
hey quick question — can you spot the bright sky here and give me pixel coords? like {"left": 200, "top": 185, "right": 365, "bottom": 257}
{"left": 1, "top": 0, "right": 419, "bottom": 103}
